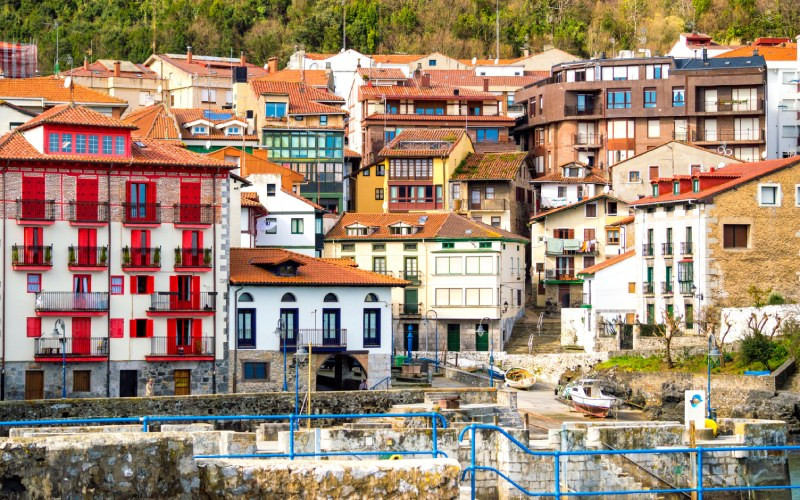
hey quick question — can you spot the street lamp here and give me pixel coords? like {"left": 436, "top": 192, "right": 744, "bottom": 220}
{"left": 51, "top": 319, "right": 66, "bottom": 398}
{"left": 707, "top": 333, "right": 721, "bottom": 420}
{"left": 425, "top": 310, "right": 438, "bottom": 372}
{"left": 691, "top": 284, "right": 704, "bottom": 302}
{"left": 476, "top": 316, "right": 493, "bottom": 387}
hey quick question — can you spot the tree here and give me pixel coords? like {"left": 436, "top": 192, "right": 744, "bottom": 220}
{"left": 652, "top": 310, "right": 683, "bottom": 368}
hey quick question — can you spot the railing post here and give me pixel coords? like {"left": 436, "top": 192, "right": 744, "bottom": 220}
{"left": 432, "top": 414, "right": 438, "bottom": 459}
{"left": 141, "top": 416, "right": 149, "bottom": 432}
{"left": 696, "top": 446, "right": 703, "bottom": 500}
{"left": 289, "top": 414, "right": 295, "bottom": 460}
{"left": 470, "top": 425, "right": 477, "bottom": 500}
{"left": 554, "top": 449, "right": 561, "bottom": 500}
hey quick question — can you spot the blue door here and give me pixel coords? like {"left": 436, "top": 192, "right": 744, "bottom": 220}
{"left": 322, "top": 309, "right": 341, "bottom": 346}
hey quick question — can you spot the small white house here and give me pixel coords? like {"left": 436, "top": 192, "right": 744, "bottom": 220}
{"left": 229, "top": 248, "right": 407, "bottom": 392}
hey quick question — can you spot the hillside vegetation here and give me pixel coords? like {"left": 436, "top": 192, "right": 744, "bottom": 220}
{"left": 2, "top": 0, "right": 799, "bottom": 73}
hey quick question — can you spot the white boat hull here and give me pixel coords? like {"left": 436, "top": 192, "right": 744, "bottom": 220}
{"left": 504, "top": 368, "right": 537, "bottom": 390}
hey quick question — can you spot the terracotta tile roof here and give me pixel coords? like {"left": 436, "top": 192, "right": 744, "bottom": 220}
{"left": 345, "top": 148, "right": 361, "bottom": 158}
{"left": 357, "top": 67, "right": 406, "bottom": 80}
{"left": 248, "top": 80, "right": 345, "bottom": 115}
{"left": 530, "top": 194, "right": 627, "bottom": 222}
{"left": 427, "top": 70, "right": 545, "bottom": 88}
{"left": 607, "top": 215, "right": 635, "bottom": 226}
{"left": 240, "top": 192, "right": 267, "bottom": 213}
{"left": 369, "top": 54, "right": 426, "bottom": 64}
{"left": 64, "top": 60, "right": 161, "bottom": 79}
{"left": 378, "top": 128, "right": 467, "bottom": 157}
{"left": 327, "top": 212, "right": 528, "bottom": 241}
{"left": 318, "top": 257, "right": 359, "bottom": 267}
{"left": 282, "top": 188, "right": 325, "bottom": 211}
{"left": 359, "top": 80, "right": 500, "bottom": 101}
{"left": 531, "top": 171, "right": 608, "bottom": 184}
{"left": 230, "top": 248, "right": 409, "bottom": 286}
{"left": 364, "top": 113, "right": 514, "bottom": 124}
{"left": 253, "top": 69, "right": 331, "bottom": 88}
{"left": 457, "top": 57, "right": 525, "bottom": 66}
{"left": 0, "top": 77, "right": 127, "bottom": 105}
{"left": 630, "top": 157, "right": 800, "bottom": 206}
{"left": 170, "top": 108, "right": 256, "bottom": 140}
{"left": 578, "top": 249, "right": 635, "bottom": 276}
{"left": 0, "top": 129, "right": 231, "bottom": 169}
{"left": 16, "top": 104, "right": 137, "bottom": 132}
{"left": 123, "top": 103, "right": 181, "bottom": 139}
{"left": 155, "top": 54, "right": 267, "bottom": 79}
{"left": 715, "top": 43, "right": 797, "bottom": 61}
{"left": 304, "top": 53, "right": 336, "bottom": 61}
{"left": 234, "top": 154, "right": 304, "bottom": 183}
{"left": 451, "top": 152, "right": 528, "bottom": 180}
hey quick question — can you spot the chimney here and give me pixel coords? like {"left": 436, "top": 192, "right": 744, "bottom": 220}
{"left": 420, "top": 73, "right": 431, "bottom": 88}
{"left": 187, "top": 46, "right": 193, "bottom": 64}
{"left": 267, "top": 57, "right": 278, "bottom": 74}
{"left": 523, "top": 48, "right": 530, "bottom": 58}
{"left": 83, "top": 57, "right": 89, "bottom": 71}
{"left": 702, "top": 48, "right": 708, "bottom": 61}
{"left": 483, "top": 78, "right": 489, "bottom": 92}
{"left": 753, "top": 48, "right": 759, "bottom": 57}
{"left": 356, "top": 58, "right": 361, "bottom": 68}
{"left": 240, "top": 51, "right": 246, "bottom": 66}
{"left": 113, "top": 61, "right": 121, "bottom": 77}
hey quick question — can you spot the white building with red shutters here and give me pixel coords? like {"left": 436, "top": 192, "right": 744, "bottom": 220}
{"left": 0, "top": 104, "right": 233, "bottom": 400}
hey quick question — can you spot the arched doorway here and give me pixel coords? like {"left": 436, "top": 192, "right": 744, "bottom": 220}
{"left": 315, "top": 354, "right": 367, "bottom": 391}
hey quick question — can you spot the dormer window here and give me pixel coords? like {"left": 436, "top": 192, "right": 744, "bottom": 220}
{"left": 653, "top": 184, "right": 659, "bottom": 197}
{"left": 278, "top": 264, "right": 298, "bottom": 277}
{"left": 192, "top": 125, "right": 208, "bottom": 135}
{"left": 225, "top": 126, "right": 241, "bottom": 136}
{"left": 564, "top": 167, "right": 583, "bottom": 178}
{"left": 46, "top": 129, "right": 127, "bottom": 157}
{"left": 692, "top": 179, "right": 700, "bottom": 192}
{"left": 673, "top": 181, "right": 680, "bottom": 195}
{"left": 346, "top": 223, "right": 369, "bottom": 236}
{"left": 61, "top": 133, "right": 73, "bottom": 153}
{"left": 389, "top": 223, "right": 416, "bottom": 235}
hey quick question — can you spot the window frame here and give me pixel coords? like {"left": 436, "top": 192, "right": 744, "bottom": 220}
{"left": 585, "top": 203, "right": 597, "bottom": 218}
{"left": 110, "top": 276, "right": 124, "bottom": 295}
{"left": 375, "top": 188, "right": 384, "bottom": 200}
{"left": 363, "top": 308, "right": 381, "bottom": 347}
{"left": 290, "top": 218, "right": 304, "bottom": 234}
{"left": 243, "top": 362, "right": 269, "bottom": 381}
{"left": 73, "top": 370, "right": 91, "bottom": 392}
{"left": 758, "top": 184, "right": 781, "bottom": 207}
{"left": 722, "top": 224, "right": 750, "bottom": 249}
{"left": 264, "top": 218, "right": 277, "bottom": 234}
{"left": 27, "top": 273, "right": 42, "bottom": 293}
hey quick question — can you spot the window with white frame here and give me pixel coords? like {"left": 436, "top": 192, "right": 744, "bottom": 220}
{"left": 201, "top": 88, "right": 217, "bottom": 103}
{"left": 782, "top": 126, "right": 798, "bottom": 138}
{"left": 435, "top": 256, "right": 463, "bottom": 274}
{"left": 465, "top": 288, "right": 493, "bottom": 306}
{"left": 192, "top": 125, "right": 208, "bottom": 135}
{"left": 435, "top": 288, "right": 462, "bottom": 306}
{"left": 225, "top": 126, "right": 241, "bottom": 136}
{"left": 465, "top": 256, "right": 493, "bottom": 274}
{"left": 759, "top": 184, "right": 780, "bottom": 207}
{"left": 647, "top": 119, "right": 660, "bottom": 138}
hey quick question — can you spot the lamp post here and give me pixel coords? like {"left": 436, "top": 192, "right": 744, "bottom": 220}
{"left": 707, "top": 333, "right": 721, "bottom": 420}
{"left": 51, "top": 319, "right": 66, "bottom": 398}
{"left": 277, "top": 318, "right": 287, "bottom": 392}
{"left": 425, "top": 310, "right": 438, "bottom": 372}
{"left": 477, "top": 317, "right": 492, "bottom": 387}
{"left": 295, "top": 343, "right": 307, "bottom": 427}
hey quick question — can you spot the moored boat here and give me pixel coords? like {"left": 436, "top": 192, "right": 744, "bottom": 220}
{"left": 567, "top": 379, "right": 615, "bottom": 418}
{"left": 504, "top": 367, "right": 537, "bottom": 390}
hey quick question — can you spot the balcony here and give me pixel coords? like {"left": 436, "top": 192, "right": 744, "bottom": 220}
{"left": 403, "top": 270, "right": 422, "bottom": 285}
{"left": 293, "top": 329, "right": 348, "bottom": 350}
{"left": 643, "top": 282, "right": 655, "bottom": 295}
{"left": 122, "top": 246, "right": 161, "bottom": 271}
{"left": 68, "top": 246, "right": 109, "bottom": 270}
{"left": 34, "top": 337, "right": 109, "bottom": 360}
{"left": 396, "top": 302, "right": 422, "bottom": 316}
{"left": 661, "top": 282, "right": 674, "bottom": 294}
{"left": 174, "top": 247, "right": 212, "bottom": 271}
{"left": 173, "top": 204, "right": 213, "bottom": 226}
{"left": 696, "top": 99, "right": 763, "bottom": 113}
{"left": 147, "top": 336, "right": 214, "bottom": 360}
{"left": 122, "top": 203, "right": 161, "bottom": 225}
{"left": 691, "top": 129, "right": 765, "bottom": 143}
{"left": 388, "top": 200, "right": 443, "bottom": 211}
{"left": 681, "top": 242, "right": 693, "bottom": 255}
{"left": 564, "top": 105, "right": 599, "bottom": 116}
{"left": 35, "top": 292, "right": 110, "bottom": 315}
{"left": 662, "top": 242, "right": 673, "bottom": 256}
{"left": 546, "top": 239, "right": 598, "bottom": 256}
{"left": 572, "top": 133, "right": 603, "bottom": 147}
{"left": 16, "top": 199, "right": 56, "bottom": 223}
{"left": 642, "top": 243, "right": 654, "bottom": 257}
{"left": 66, "top": 201, "right": 109, "bottom": 225}
{"left": 466, "top": 198, "right": 508, "bottom": 211}
{"left": 148, "top": 292, "right": 217, "bottom": 315}
{"left": 12, "top": 245, "right": 53, "bottom": 269}
{"left": 679, "top": 281, "right": 694, "bottom": 295}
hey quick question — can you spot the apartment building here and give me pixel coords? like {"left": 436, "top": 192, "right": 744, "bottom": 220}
{"left": 144, "top": 49, "right": 267, "bottom": 109}
{"left": 718, "top": 37, "right": 800, "bottom": 159}
{"left": 0, "top": 104, "right": 233, "bottom": 400}
{"left": 514, "top": 53, "right": 767, "bottom": 173}
{"left": 629, "top": 156, "right": 800, "bottom": 328}
{"left": 427, "top": 71, "right": 548, "bottom": 118}
{"left": 228, "top": 248, "right": 406, "bottom": 392}
{"left": 530, "top": 194, "right": 631, "bottom": 308}
{"left": 324, "top": 213, "right": 527, "bottom": 354}
{"left": 64, "top": 58, "right": 168, "bottom": 115}
{"left": 531, "top": 161, "right": 608, "bottom": 212}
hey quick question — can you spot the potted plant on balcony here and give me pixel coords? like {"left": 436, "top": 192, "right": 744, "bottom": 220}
{"left": 174, "top": 248, "right": 182, "bottom": 266}
{"left": 99, "top": 246, "right": 107, "bottom": 266}
{"left": 12, "top": 246, "right": 19, "bottom": 265}
{"left": 203, "top": 248, "right": 212, "bottom": 266}
{"left": 44, "top": 246, "right": 52, "bottom": 264}
{"left": 68, "top": 246, "right": 76, "bottom": 266}
{"left": 122, "top": 246, "right": 131, "bottom": 266}
{"left": 154, "top": 247, "right": 161, "bottom": 266}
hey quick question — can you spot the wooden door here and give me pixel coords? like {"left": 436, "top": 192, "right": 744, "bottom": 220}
{"left": 25, "top": 371, "right": 44, "bottom": 400}
{"left": 447, "top": 324, "right": 460, "bottom": 352}
{"left": 76, "top": 178, "right": 99, "bottom": 221}
{"left": 119, "top": 370, "right": 138, "bottom": 397}
{"left": 22, "top": 176, "right": 45, "bottom": 219}
{"left": 174, "top": 370, "right": 191, "bottom": 396}
{"left": 72, "top": 317, "right": 92, "bottom": 354}
{"left": 180, "top": 181, "right": 202, "bottom": 223}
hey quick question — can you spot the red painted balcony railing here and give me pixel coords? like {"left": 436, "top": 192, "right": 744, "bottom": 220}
{"left": 150, "top": 336, "right": 214, "bottom": 356}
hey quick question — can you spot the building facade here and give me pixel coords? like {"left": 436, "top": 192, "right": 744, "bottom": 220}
{"left": 64, "top": 59, "right": 167, "bottom": 116}
{"left": 0, "top": 105, "right": 232, "bottom": 400}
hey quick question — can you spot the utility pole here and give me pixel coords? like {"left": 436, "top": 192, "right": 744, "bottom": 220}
{"left": 496, "top": 0, "right": 500, "bottom": 61}
{"left": 342, "top": 0, "right": 346, "bottom": 52}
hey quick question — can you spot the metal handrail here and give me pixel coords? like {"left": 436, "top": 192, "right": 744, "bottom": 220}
{"left": 370, "top": 376, "right": 391, "bottom": 390}
{"left": 601, "top": 440, "right": 690, "bottom": 498}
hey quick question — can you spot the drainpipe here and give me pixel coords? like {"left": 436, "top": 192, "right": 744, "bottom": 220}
{"left": 1, "top": 161, "right": 8, "bottom": 400}
{"left": 212, "top": 173, "right": 218, "bottom": 394}
{"left": 231, "top": 285, "right": 244, "bottom": 393}
{"left": 106, "top": 164, "right": 112, "bottom": 397}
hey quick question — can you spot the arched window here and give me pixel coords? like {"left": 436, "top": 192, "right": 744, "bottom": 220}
{"left": 323, "top": 293, "right": 339, "bottom": 303}
{"left": 239, "top": 292, "right": 254, "bottom": 302}
{"left": 364, "top": 293, "right": 378, "bottom": 302}
{"left": 281, "top": 293, "right": 297, "bottom": 302}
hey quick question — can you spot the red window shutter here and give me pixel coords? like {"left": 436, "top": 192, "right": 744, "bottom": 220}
{"left": 567, "top": 229, "right": 575, "bottom": 239}
{"left": 146, "top": 276, "right": 155, "bottom": 294}
{"left": 125, "top": 181, "right": 133, "bottom": 204}
{"left": 131, "top": 230, "right": 141, "bottom": 248}
{"left": 129, "top": 319, "right": 136, "bottom": 337}
{"left": 182, "top": 230, "right": 193, "bottom": 249}
{"left": 146, "top": 319, "right": 154, "bottom": 338}
{"left": 26, "top": 317, "right": 41, "bottom": 337}
{"left": 169, "top": 275, "right": 179, "bottom": 309}
{"left": 130, "top": 276, "right": 137, "bottom": 293}
{"left": 110, "top": 319, "right": 124, "bottom": 338}
{"left": 72, "top": 318, "right": 91, "bottom": 355}
{"left": 167, "top": 319, "right": 177, "bottom": 354}
{"left": 192, "top": 318, "right": 202, "bottom": 339}
{"left": 197, "top": 231, "right": 204, "bottom": 249}
{"left": 191, "top": 276, "right": 201, "bottom": 310}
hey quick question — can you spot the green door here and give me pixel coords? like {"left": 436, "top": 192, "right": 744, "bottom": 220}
{"left": 475, "top": 324, "right": 489, "bottom": 352}
{"left": 404, "top": 288, "right": 419, "bottom": 314}
{"left": 447, "top": 324, "right": 460, "bottom": 352}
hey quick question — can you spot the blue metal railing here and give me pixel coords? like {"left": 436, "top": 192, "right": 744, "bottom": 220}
{"left": 0, "top": 412, "right": 447, "bottom": 460}
{"left": 458, "top": 423, "right": 800, "bottom": 500}
{"left": 370, "top": 376, "right": 391, "bottom": 390}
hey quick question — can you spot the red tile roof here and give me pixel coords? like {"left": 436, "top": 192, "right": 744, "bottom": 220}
{"left": 0, "top": 77, "right": 127, "bottom": 105}
{"left": 17, "top": 104, "right": 137, "bottom": 132}
{"left": 457, "top": 57, "right": 525, "bottom": 66}
{"left": 357, "top": 67, "right": 406, "bottom": 80}
{"left": 248, "top": 80, "right": 345, "bottom": 116}
{"left": 358, "top": 80, "right": 501, "bottom": 101}
{"left": 607, "top": 215, "right": 635, "bottom": 227}
{"left": 253, "top": 69, "right": 331, "bottom": 89}
{"left": 369, "top": 54, "right": 426, "bottom": 64}
{"left": 630, "top": 157, "right": 800, "bottom": 206}
{"left": 532, "top": 171, "right": 608, "bottom": 184}
{"left": 427, "top": 70, "right": 546, "bottom": 88}
{"left": 327, "top": 212, "right": 528, "bottom": 241}
{"left": 378, "top": 129, "right": 467, "bottom": 157}
{"left": 64, "top": 60, "right": 161, "bottom": 79}
{"left": 364, "top": 113, "right": 514, "bottom": 124}
{"left": 123, "top": 104, "right": 181, "bottom": 139}
{"left": 530, "top": 194, "right": 627, "bottom": 222}
{"left": 578, "top": 249, "right": 635, "bottom": 275}
{"left": 154, "top": 54, "right": 267, "bottom": 79}
{"left": 171, "top": 108, "right": 257, "bottom": 140}
{"left": 451, "top": 152, "right": 528, "bottom": 180}
{"left": 716, "top": 43, "right": 797, "bottom": 61}
{"left": 230, "top": 248, "right": 409, "bottom": 286}
{"left": 345, "top": 148, "right": 362, "bottom": 158}
{"left": 318, "top": 257, "right": 359, "bottom": 267}
{"left": 240, "top": 192, "right": 267, "bottom": 214}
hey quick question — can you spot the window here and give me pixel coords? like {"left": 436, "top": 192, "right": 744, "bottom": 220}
{"left": 373, "top": 257, "right": 386, "bottom": 273}
{"left": 363, "top": 309, "right": 381, "bottom": 346}
{"left": 429, "top": 59, "right": 437, "bottom": 66}
{"left": 133, "top": 319, "right": 151, "bottom": 338}
{"left": 88, "top": 135, "right": 99, "bottom": 154}
{"left": 479, "top": 242, "right": 492, "bottom": 249}
{"left": 225, "top": 126, "right": 241, "bottom": 136}
{"left": 384, "top": 130, "right": 396, "bottom": 143}
{"left": 110, "top": 318, "right": 124, "bottom": 338}
{"left": 465, "top": 288, "right": 493, "bottom": 306}
{"left": 585, "top": 203, "right": 597, "bottom": 218}
{"left": 723, "top": 224, "right": 749, "bottom": 249}
{"left": 693, "top": 179, "right": 700, "bottom": 192}
{"left": 759, "top": 185, "right": 780, "bottom": 206}
{"left": 48, "top": 132, "right": 59, "bottom": 152}
{"left": 131, "top": 275, "right": 153, "bottom": 295}
{"left": 27, "top": 273, "right": 41, "bottom": 293}
{"left": 115, "top": 136, "right": 125, "bottom": 155}
{"left": 491, "top": 216, "right": 501, "bottom": 227}
{"left": 475, "top": 129, "right": 500, "bottom": 142}
{"left": 324, "top": 293, "right": 339, "bottom": 302}
{"left": 629, "top": 171, "right": 640, "bottom": 182}
{"left": 341, "top": 243, "right": 355, "bottom": 252}
{"left": 673, "top": 181, "right": 680, "bottom": 195}
{"left": 628, "top": 282, "right": 636, "bottom": 293}
{"left": 647, "top": 119, "right": 660, "bottom": 138}
{"left": 607, "top": 201, "right": 618, "bottom": 215}
{"left": 201, "top": 88, "right": 217, "bottom": 103}
{"left": 265, "top": 102, "right": 287, "bottom": 118}
{"left": 485, "top": 186, "right": 495, "bottom": 199}
{"left": 110, "top": 276, "right": 124, "bottom": 295}
{"left": 644, "top": 89, "right": 657, "bottom": 108}
{"left": 672, "top": 88, "right": 685, "bottom": 107}
{"left": 238, "top": 308, "right": 256, "bottom": 348}
{"left": 436, "top": 288, "right": 463, "bottom": 306}
{"left": 26, "top": 317, "right": 41, "bottom": 337}
{"left": 375, "top": 188, "right": 384, "bottom": 200}
{"left": 320, "top": 115, "right": 328, "bottom": 126}
{"left": 557, "top": 186, "right": 567, "bottom": 198}
{"left": 61, "top": 133, "right": 72, "bottom": 153}
{"left": 264, "top": 218, "right": 277, "bottom": 234}
{"left": 607, "top": 229, "right": 620, "bottom": 244}
{"left": 76, "top": 134, "right": 87, "bottom": 154}
{"left": 243, "top": 362, "right": 269, "bottom": 381}
{"left": 101, "top": 136, "right": 112, "bottom": 155}
{"left": 465, "top": 256, "right": 493, "bottom": 274}
{"left": 363, "top": 168, "right": 370, "bottom": 176}
{"left": 583, "top": 256, "right": 595, "bottom": 268}
{"left": 436, "top": 256, "right": 462, "bottom": 274}
{"left": 376, "top": 164, "right": 385, "bottom": 176}
{"left": 192, "top": 126, "right": 207, "bottom": 135}
{"left": 607, "top": 90, "right": 631, "bottom": 109}
{"left": 404, "top": 243, "right": 417, "bottom": 251}
{"left": 291, "top": 218, "right": 304, "bottom": 234}
{"left": 442, "top": 242, "right": 454, "bottom": 249}
{"left": 73, "top": 370, "right": 91, "bottom": 392}
{"left": 266, "top": 184, "right": 276, "bottom": 196}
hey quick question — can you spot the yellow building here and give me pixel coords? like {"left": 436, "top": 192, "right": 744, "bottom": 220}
{"left": 350, "top": 129, "right": 474, "bottom": 213}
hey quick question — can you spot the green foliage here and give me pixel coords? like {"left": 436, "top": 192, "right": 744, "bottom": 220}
{"left": 767, "top": 292, "right": 787, "bottom": 305}
{"left": 595, "top": 355, "right": 663, "bottom": 372}
{"left": 740, "top": 331, "right": 778, "bottom": 371}
{"left": 782, "top": 319, "right": 800, "bottom": 361}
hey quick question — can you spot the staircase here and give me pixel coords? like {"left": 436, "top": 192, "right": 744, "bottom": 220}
{"left": 505, "top": 308, "right": 563, "bottom": 354}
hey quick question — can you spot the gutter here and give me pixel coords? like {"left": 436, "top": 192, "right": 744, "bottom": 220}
{"left": 1, "top": 160, "right": 7, "bottom": 400}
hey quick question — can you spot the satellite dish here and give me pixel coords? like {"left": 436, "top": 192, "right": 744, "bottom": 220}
{"left": 156, "top": 84, "right": 163, "bottom": 94}
{"left": 471, "top": 57, "right": 477, "bottom": 65}
{"left": 205, "top": 140, "right": 211, "bottom": 150}
{"left": 761, "top": 151, "right": 768, "bottom": 160}
{"left": 63, "top": 76, "right": 72, "bottom": 89}
{"left": 717, "top": 162, "right": 725, "bottom": 169}
{"left": 603, "top": 185, "right": 610, "bottom": 194}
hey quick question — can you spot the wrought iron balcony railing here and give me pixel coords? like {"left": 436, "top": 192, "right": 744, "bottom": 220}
{"left": 35, "top": 337, "right": 109, "bottom": 356}
{"left": 122, "top": 202, "right": 161, "bottom": 224}
{"left": 149, "top": 336, "right": 214, "bottom": 356}
{"left": 12, "top": 245, "right": 53, "bottom": 267}
{"left": 148, "top": 292, "right": 217, "bottom": 312}
{"left": 35, "top": 291, "right": 110, "bottom": 312}
{"left": 68, "top": 246, "right": 109, "bottom": 267}
{"left": 173, "top": 204, "right": 214, "bottom": 225}
{"left": 16, "top": 199, "right": 56, "bottom": 221}
{"left": 174, "top": 247, "right": 212, "bottom": 268}
{"left": 122, "top": 246, "right": 161, "bottom": 268}
{"left": 66, "top": 201, "right": 110, "bottom": 223}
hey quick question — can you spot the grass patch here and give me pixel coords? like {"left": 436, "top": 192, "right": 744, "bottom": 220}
{"left": 595, "top": 355, "right": 662, "bottom": 372}
{"left": 595, "top": 349, "right": 790, "bottom": 375}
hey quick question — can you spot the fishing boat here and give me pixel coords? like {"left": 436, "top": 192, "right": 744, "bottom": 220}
{"left": 567, "top": 379, "right": 616, "bottom": 418}
{"left": 504, "top": 367, "right": 537, "bottom": 390}
{"left": 487, "top": 366, "right": 505, "bottom": 381}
